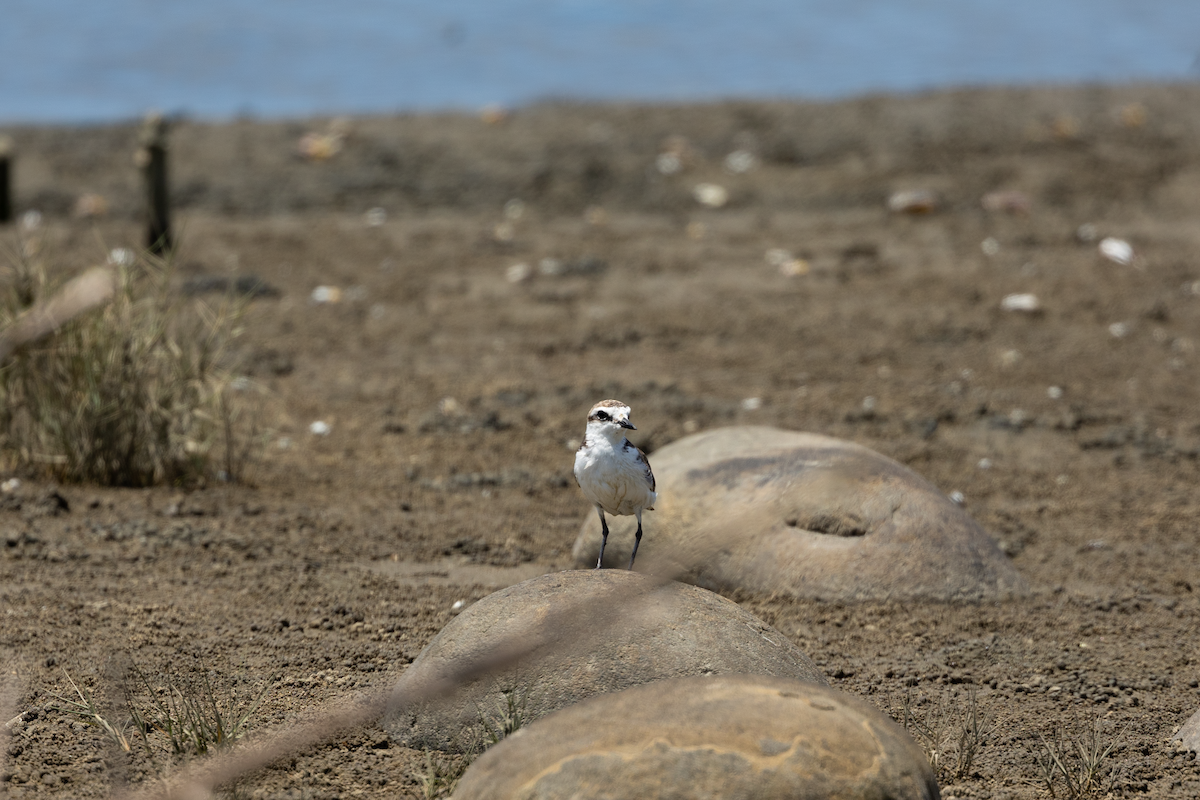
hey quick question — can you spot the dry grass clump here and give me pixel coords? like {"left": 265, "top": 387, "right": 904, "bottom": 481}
{"left": 49, "top": 660, "right": 272, "bottom": 779}
{"left": 0, "top": 239, "right": 255, "bottom": 486}
{"left": 890, "top": 687, "right": 993, "bottom": 784}
{"left": 1032, "top": 718, "right": 1123, "bottom": 799}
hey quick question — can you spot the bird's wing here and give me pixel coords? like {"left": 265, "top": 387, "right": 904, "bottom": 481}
{"left": 638, "top": 447, "right": 656, "bottom": 493}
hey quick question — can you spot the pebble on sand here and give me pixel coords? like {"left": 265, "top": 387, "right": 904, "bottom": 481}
{"left": 887, "top": 189, "right": 937, "bottom": 214}
{"left": 765, "top": 248, "right": 809, "bottom": 277}
{"left": 656, "top": 153, "right": 683, "bottom": 175}
{"left": 1000, "top": 293, "right": 1040, "bottom": 312}
{"left": 723, "top": 150, "right": 757, "bottom": 174}
{"left": 693, "top": 183, "right": 729, "bottom": 208}
{"left": 310, "top": 285, "right": 342, "bottom": 304}
{"left": 506, "top": 263, "right": 533, "bottom": 283}
{"left": 297, "top": 132, "right": 344, "bottom": 161}
{"left": 107, "top": 247, "right": 135, "bottom": 267}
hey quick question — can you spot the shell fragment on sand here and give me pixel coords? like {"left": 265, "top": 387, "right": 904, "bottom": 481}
{"left": 1099, "top": 237, "right": 1134, "bottom": 265}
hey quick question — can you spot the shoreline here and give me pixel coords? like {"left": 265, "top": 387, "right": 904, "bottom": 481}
{"left": 2, "top": 81, "right": 1199, "bottom": 222}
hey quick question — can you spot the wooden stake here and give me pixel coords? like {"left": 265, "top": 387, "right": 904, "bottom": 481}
{"left": 136, "top": 113, "right": 171, "bottom": 254}
{"left": 0, "top": 136, "right": 12, "bottom": 225}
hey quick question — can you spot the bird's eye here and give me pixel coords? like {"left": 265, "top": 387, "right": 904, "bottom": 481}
{"left": 596, "top": 411, "right": 609, "bottom": 420}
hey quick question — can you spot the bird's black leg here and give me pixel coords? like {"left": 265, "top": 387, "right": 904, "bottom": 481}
{"left": 628, "top": 512, "right": 643, "bottom": 570}
{"left": 595, "top": 507, "right": 609, "bottom": 569}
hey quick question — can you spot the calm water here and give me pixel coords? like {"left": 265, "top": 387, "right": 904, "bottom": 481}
{"left": 3, "top": 0, "right": 1199, "bottom": 124}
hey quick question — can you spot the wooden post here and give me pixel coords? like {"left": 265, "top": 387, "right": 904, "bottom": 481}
{"left": 136, "top": 113, "right": 172, "bottom": 254}
{"left": 0, "top": 136, "right": 12, "bottom": 225}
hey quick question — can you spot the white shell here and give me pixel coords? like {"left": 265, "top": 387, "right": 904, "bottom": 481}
{"left": 1000, "top": 293, "right": 1040, "bottom": 312}
{"left": 1098, "top": 237, "right": 1134, "bottom": 265}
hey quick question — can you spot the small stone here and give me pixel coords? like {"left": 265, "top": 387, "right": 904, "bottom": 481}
{"left": 723, "top": 150, "right": 757, "bottom": 174}
{"left": 765, "top": 248, "right": 809, "bottom": 276}
{"left": 297, "top": 131, "right": 344, "bottom": 161}
{"left": 887, "top": 189, "right": 937, "bottom": 214}
{"left": 692, "top": 183, "right": 729, "bottom": 208}
{"left": 655, "top": 153, "right": 682, "bottom": 175}
{"left": 107, "top": 247, "right": 136, "bottom": 267}
{"left": 310, "top": 285, "right": 342, "bottom": 304}
{"left": 505, "top": 263, "right": 532, "bottom": 283}
{"left": 999, "top": 349, "right": 1021, "bottom": 367}
{"left": 1001, "top": 293, "right": 1040, "bottom": 312}
{"left": 309, "top": 421, "right": 331, "bottom": 436}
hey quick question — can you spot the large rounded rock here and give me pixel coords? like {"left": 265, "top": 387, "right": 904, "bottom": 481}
{"left": 573, "top": 426, "right": 1028, "bottom": 601}
{"left": 1175, "top": 707, "right": 1200, "bottom": 756}
{"left": 386, "top": 569, "right": 825, "bottom": 752}
{"left": 453, "top": 674, "right": 940, "bottom": 800}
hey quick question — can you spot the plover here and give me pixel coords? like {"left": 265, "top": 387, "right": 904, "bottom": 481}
{"left": 573, "top": 400, "right": 657, "bottom": 569}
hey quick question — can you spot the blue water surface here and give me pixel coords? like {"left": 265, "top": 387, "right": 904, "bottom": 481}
{"left": 3, "top": 0, "right": 1199, "bottom": 124}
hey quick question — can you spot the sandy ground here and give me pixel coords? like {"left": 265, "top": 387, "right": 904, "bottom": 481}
{"left": 3, "top": 82, "right": 1200, "bottom": 798}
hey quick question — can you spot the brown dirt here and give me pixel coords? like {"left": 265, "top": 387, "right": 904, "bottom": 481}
{"left": 3, "top": 82, "right": 1200, "bottom": 798}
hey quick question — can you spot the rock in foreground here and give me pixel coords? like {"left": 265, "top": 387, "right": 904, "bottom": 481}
{"left": 1176, "top": 707, "right": 1200, "bottom": 757}
{"left": 573, "top": 426, "right": 1028, "bottom": 601}
{"left": 386, "top": 569, "right": 825, "bottom": 752}
{"left": 453, "top": 674, "right": 940, "bottom": 800}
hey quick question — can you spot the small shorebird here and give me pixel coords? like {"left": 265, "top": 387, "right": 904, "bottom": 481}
{"left": 573, "top": 400, "right": 657, "bottom": 569}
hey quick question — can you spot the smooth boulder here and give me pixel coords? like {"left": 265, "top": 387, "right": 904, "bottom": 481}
{"left": 453, "top": 674, "right": 940, "bottom": 800}
{"left": 386, "top": 569, "right": 825, "bottom": 752}
{"left": 1176, "top": 707, "right": 1200, "bottom": 756}
{"left": 573, "top": 426, "right": 1028, "bottom": 601}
